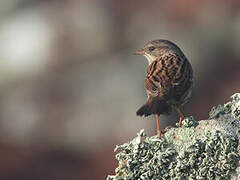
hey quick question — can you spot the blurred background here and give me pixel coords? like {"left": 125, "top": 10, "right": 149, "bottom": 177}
{"left": 0, "top": 0, "right": 240, "bottom": 179}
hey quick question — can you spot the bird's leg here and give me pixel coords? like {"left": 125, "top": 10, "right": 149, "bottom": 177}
{"left": 175, "top": 107, "right": 184, "bottom": 127}
{"left": 155, "top": 114, "right": 162, "bottom": 139}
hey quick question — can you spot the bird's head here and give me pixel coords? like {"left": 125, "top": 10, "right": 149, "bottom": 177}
{"left": 135, "top": 39, "right": 181, "bottom": 64}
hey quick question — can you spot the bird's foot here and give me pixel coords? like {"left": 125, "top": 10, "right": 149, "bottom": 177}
{"left": 178, "top": 116, "right": 184, "bottom": 128}
{"left": 161, "top": 126, "right": 172, "bottom": 134}
{"left": 157, "top": 126, "right": 172, "bottom": 139}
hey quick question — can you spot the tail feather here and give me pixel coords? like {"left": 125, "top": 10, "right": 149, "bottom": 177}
{"left": 136, "top": 97, "right": 171, "bottom": 117}
{"left": 136, "top": 104, "right": 152, "bottom": 116}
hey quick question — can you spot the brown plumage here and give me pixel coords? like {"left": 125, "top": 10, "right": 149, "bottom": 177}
{"left": 135, "top": 39, "right": 193, "bottom": 138}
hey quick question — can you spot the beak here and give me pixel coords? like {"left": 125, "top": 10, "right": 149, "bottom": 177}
{"left": 134, "top": 49, "right": 145, "bottom": 55}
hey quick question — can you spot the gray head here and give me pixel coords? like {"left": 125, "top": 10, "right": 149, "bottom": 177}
{"left": 135, "top": 39, "right": 183, "bottom": 64}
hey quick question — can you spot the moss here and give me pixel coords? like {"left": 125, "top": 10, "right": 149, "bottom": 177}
{"left": 107, "top": 93, "right": 240, "bottom": 180}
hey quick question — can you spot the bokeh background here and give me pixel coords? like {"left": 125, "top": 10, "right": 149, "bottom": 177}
{"left": 0, "top": 0, "right": 240, "bottom": 179}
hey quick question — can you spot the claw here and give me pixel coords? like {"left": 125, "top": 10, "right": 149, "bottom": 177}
{"left": 161, "top": 126, "right": 172, "bottom": 134}
{"left": 175, "top": 107, "right": 184, "bottom": 127}
{"left": 178, "top": 116, "right": 184, "bottom": 127}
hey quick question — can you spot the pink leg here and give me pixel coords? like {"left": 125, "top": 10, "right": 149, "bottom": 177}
{"left": 176, "top": 107, "right": 184, "bottom": 127}
{"left": 155, "top": 115, "right": 162, "bottom": 139}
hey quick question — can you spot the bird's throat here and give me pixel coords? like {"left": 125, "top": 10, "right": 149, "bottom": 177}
{"left": 144, "top": 54, "right": 157, "bottom": 65}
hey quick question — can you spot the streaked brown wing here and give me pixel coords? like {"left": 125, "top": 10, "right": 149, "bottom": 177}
{"left": 145, "top": 75, "right": 160, "bottom": 97}
{"left": 171, "top": 57, "right": 193, "bottom": 104}
{"left": 145, "top": 54, "right": 181, "bottom": 98}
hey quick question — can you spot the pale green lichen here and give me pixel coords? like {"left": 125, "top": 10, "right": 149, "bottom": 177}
{"left": 107, "top": 93, "right": 240, "bottom": 180}
{"left": 209, "top": 93, "right": 240, "bottom": 119}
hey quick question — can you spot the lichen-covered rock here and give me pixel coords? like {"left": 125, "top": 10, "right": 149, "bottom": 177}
{"left": 107, "top": 93, "right": 240, "bottom": 180}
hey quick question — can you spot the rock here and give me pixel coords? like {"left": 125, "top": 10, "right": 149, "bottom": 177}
{"left": 107, "top": 93, "right": 240, "bottom": 180}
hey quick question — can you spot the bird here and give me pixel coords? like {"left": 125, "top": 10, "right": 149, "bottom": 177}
{"left": 135, "top": 39, "right": 193, "bottom": 139}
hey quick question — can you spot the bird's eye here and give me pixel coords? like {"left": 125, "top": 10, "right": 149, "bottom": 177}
{"left": 148, "top": 46, "right": 155, "bottom": 51}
